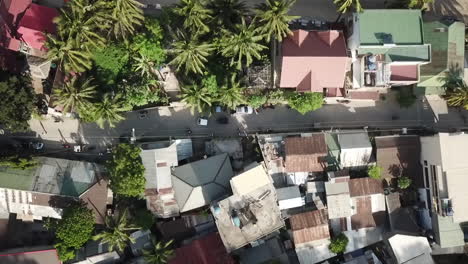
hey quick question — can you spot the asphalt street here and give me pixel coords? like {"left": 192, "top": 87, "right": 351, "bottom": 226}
{"left": 10, "top": 94, "right": 465, "bottom": 155}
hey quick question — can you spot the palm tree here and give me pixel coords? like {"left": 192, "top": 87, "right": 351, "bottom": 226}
{"left": 220, "top": 18, "right": 267, "bottom": 70}
{"left": 92, "top": 93, "right": 130, "bottom": 128}
{"left": 408, "top": 0, "right": 434, "bottom": 9}
{"left": 46, "top": 35, "right": 93, "bottom": 73}
{"left": 179, "top": 84, "right": 215, "bottom": 113}
{"left": 54, "top": 0, "right": 107, "bottom": 51}
{"left": 134, "top": 53, "right": 155, "bottom": 78}
{"left": 208, "top": 0, "right": 248, "bottom": 31}
{"left": 52, "top": 76, "right": 97, "bottom": 113}
{"left": 174, "top": 0, "right": 213, "bottom": 35}
{"left": 334, "top": 0, "right": 363, "bottom": 13}
{"left": 108, "top": 0, "right": 144, "bottom": 41}
{"left": 255, "top": 0, "right": 298, "bottom": 42}
{"left": 218, "top": 76, "right": 246, "bottom": 109}
{"left": 446, "top": 86, "right": 468, "bottom": 110}
{"left": 142, "top": 238, "right": 174, "bottom": 264}
{"left": 255, "top": 0, "right": 298, "bottom": 87}
{"left": 92, "top": 209, "right": 139, "bottom": 253}
{"left": 169, "top": 36, "right": 215, "bottom": 75}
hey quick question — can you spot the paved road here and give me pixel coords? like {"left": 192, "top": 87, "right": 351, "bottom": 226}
{"left": 13, "top": 93, "right": 465, "bottom": 154}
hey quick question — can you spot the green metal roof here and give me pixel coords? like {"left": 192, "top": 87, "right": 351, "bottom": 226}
{"left": 418, "top": 21, "right": 465, "bottom": 94}
{"left": 0, "top": 157, "right": 101, "bottom": 197}
{"left": 358, "top": 10, "right": 424, "bottom": 45}
{"left": 358, "top": 45, "right": 430, "bottom": 62}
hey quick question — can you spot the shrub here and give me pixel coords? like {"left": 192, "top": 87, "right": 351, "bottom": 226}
{"left": 247, "top": 94, "right": 267, "bottom": 109}
{"left": 367, "top": 165, "right": 382, "bottom": 179}
{"left": 287, "top": 92, "right": 323, "bottom": 114}
{"left": 398, "top": 176, "right": 412, "bottom": 189}
{"left": 329, "top": 233, "right": 348, "bottom": 254}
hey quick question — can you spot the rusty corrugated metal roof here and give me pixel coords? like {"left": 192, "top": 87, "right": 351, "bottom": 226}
{"left": 290, "top": 209, "right": 330, "bottom": 245}
{"left": 348, "top": 178, "right": 383, "bottom": 197}
{"left": 285, "top": 134, "right": 327, "bottom": 173}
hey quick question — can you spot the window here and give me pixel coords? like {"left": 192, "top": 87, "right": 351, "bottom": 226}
{"left": 424, "top": 160, "right": 427, "bottom": 166}
{"left": 424, "top": 167, "right": 429, "bottom": 188}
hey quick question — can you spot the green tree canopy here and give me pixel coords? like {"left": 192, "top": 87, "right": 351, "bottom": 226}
{"left": 169, "top": 36, "right": 215, "bottom": 75}
{"left": 208, "top": 0, "right": 248, "bottom": 31}
{"left": 143, "top": 238, "right": 174, "bottom": 264}
{"left": 106, "top": 144, "right": 146, "bottom": 197}
{"left": 174, "top": 0, "right": 213, "bottom": 34}
{"left": 329, "top": 233, "right": 349, "bottom": 254}
{"left": 219, "top": 18, "right": 267, "bottom": 69}
{"left": 255, "top": 0, "right": 298, "bottom": 42}
{"left": 46, "top": 34, "right": 93, "bottom": 73}
{"left": 180, "top": 83, "right": 216, "bottom": 114}
{"left": 287, "top": 92, "right": 323, "bottom": 114}
{"left": 107, "top": 0, "right": 145, "bottom": 41}
{"left": 0, "top": 73, "right": 35, "bottom": 132}
{"left": 93, "top": 209, "right": 139, "bottom": 252}
{"left": 92, "top": 44, "right": 130, "bottom": 83}
{"left": 54, "top": 203, "right": 95, "bottom": 261}
{"left": 398, "top": 176, "right": 412, "bottom": 189}
{"left": 367, "top": 165, "right": 382, "bottom": 180}
{"left": 52, "top": 75, "right": 97, "bottom": 113}
{"left": 91, "top": 94, "right": 130, "bottom": 128}
{"left": 0, "top": 155, "right": 38, "bottom": 170}
{"left": 218, "top": 76, "right": 246, "bottom": 109}
{"left": 333, "top": 0, "right": 363, "bottom": 13}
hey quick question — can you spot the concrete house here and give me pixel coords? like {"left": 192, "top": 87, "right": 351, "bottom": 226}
{"left": 284, "top": 134, "right": 328, "bottom": 185}
{"left": 172, "top": 153, "right": 234, "bottom": 213}
{"left": 327, "top": 176, "right": 386, "bottom": 253}
{"left": 347, "top": 10, "right": 431, "bottom": 90}
{"left": 291, "top": 209, "right": 336, "bottom": 264}
{"left": 387, "top": 234, "right": 435, "bottom": 264}
{"left": 418, "top": 133, "right": 468, "bottom": 248}
{"left": 337, "top": 131, "right": 372, "bottom": 169}
{"left": 0, "top": 157, "right": 110, "bottom": 224}
{"left": 280, "top": 29, "right": 350, "bottom": 97}
{"left": 0, "top": 0, "right": 58, "bottom": 78}
{"left": 212, "top": 163, "right": 284, "bottom": 252}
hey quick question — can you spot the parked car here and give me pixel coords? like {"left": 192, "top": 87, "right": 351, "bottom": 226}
{"left": 197, "top": 117, "right": 208, "bottom": 126}
{"left": 235, "top": 106, "right": 254, "bottom": 114}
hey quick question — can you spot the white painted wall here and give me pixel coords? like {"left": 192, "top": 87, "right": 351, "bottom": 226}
{"left": 340, "top": 147, "right": 372, "bottom": 168}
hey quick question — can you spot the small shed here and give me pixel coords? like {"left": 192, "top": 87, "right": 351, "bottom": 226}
{"left": 337, "top": 131, "right": 372, "bottom": 168}
{"left": 277, "top": 186, "right": 304, "bottom": 210}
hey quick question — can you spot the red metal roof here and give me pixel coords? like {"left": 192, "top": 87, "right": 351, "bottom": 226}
{"left": 390, "top": 65, "right": 418, "bottom": 81}
{"left": 17, "top": 3, "right": 58, "bottom": 50}
{"left": 280, "top": 29, "right": 349, "bottom": 94}
{"left": 169, "top": 232, "right": 235, "bottom": 264}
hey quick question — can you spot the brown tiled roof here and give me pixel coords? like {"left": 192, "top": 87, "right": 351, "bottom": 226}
{"left": 79, "top": 179, "right": 109, "bottom": 225}
{"left": 290, "top": 209, "right": 330, "bottom": 244}
{"left": 375, "top": 136, "right": 423, "bottom": 188}
{"left": 285, "top": 135, "right": 327, "bottom": 173}
{"left": 351, "top": 197, "right": 386, "bottom": 230}
{"left": 348, "top": 178, "right": 383, "bottom": 197}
